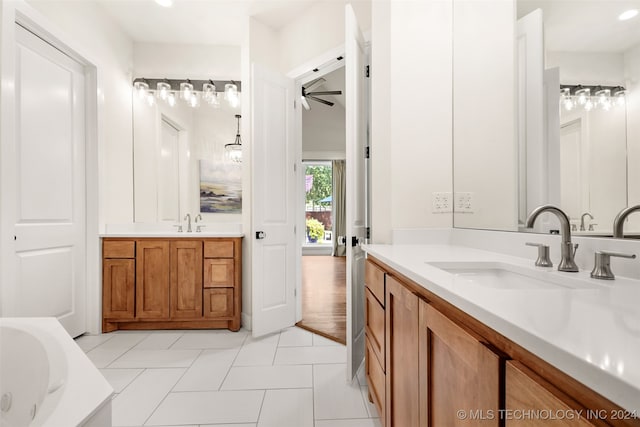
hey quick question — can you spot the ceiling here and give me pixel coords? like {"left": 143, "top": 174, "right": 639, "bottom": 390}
{"left": 518, "top": 0, "right": 640, "bottom": 53}
{"left": 95, "top": 0, "right": 320, "bottom": 45}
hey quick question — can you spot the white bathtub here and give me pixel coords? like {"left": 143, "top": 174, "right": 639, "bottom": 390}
{"left": 0, "top": 318, "right": 113, "bottom": 427}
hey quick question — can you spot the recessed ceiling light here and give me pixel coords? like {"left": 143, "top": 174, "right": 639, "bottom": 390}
{"left": 155, "top": 0, "right": 173, "bottom": 7}
{"left": 618, "top": 9, "right": 638, "bottom": 21}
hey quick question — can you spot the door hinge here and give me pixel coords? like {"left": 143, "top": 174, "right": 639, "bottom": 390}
{"left": 366, "top": 227, "right": 371, "bottom": 239}
{"left": 294, "top": 225, "right": 297, "bottom": 234}
{"left": 365, "top": 65, "right": 370, "bottom": 78}
{"left": 365, "top": 146, "right": 370, "bottom": 159}
{"left": 294, "top": 288, "right": 297, "bottom": 297}
{"left": 294, "top": 163, "right": 297, "bottom": 172}
{"left": 294, "top": 99, "right": 297, "bottom": 109}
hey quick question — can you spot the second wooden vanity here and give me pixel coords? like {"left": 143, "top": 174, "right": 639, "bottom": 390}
{"left": 102, "top": 237, "right": 242, "bottom": 332}
{"left": 365, "top": 256, "right": 640, "bottom": 427}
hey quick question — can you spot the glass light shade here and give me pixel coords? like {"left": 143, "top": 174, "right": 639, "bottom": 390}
{"left": 180, "top": 82, "right": 194, "bottom": 100}
{"left": 615, "top": 91, "right": 626, "bottom": 106}
{"left": 203, "top": 83, "right": 220, "bottom": 106}
{"left": 563, "top": 97, "right": 574, "bottom": 111}
{"left": 225, "top": 144, "right": 242, "bottom": 162}
{"left": 584, "top": 98, "right": 594, "bottom": 111}
{"left": 575, "top": 88, "right": 590, "bottom": 105}
{"left": 134, "top": 81, "right": 149, "bottom": 99}
{"left": 225, "top": 83, "right": 239, "bottom": 108}
{"left": 157, "top": 82, "right": 171, "bottom": 100}
{"left": 146, "top": 91, "right": 156, "bottom": 106}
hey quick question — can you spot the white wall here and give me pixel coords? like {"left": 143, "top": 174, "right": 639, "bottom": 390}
{"left": 625, "top": 45, "right": 640, "bottom": 232}
{"left": 27, "top": 0, "right": 134, "bottom": 225}
{"left": 370, "top": 0, "right": 392, "bottom": 243}
{"left": 453, "top": 0, "right": 517, "bottom": 231}
{"left": 134, "top": 43, "right": 240, "bottom": 79}
{"left": 278, "top": 0, "right": 371, "bottom": 74}
{"left": 302, "top": 102, "right": 346, "bottom": 159}
{"left": 547, "top": 51, "right": 625, "bottom": 86}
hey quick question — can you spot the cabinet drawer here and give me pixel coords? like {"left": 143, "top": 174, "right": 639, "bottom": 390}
{"left": 103, "top": 240, "right": 135, "bottom": 258}
{"left": 365, "top": 338, "right": 386, "bottom": 422}
{"left": 204, "top": 259, "right": 235, "bottom": 288}
{"left": 365, "top": 259, "right": 385, "bottom": 306}
{"left": 203, "top": 288, "right": 234, "bottom": 318}
{"left": 365, "top": 288, "right": 385, "bottom": 368}
{"left": 204, "top": 240, "right": 235, "bottom": 258}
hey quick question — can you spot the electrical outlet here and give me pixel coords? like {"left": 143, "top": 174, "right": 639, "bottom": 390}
{"left": 432, "top": 192, "right": 452, "bottom": 213}
{"left": 455, "top": 192, "right": 474, "bottom": 213}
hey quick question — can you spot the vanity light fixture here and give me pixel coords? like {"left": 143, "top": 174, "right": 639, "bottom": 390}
{"left": 133, "top": 78, "right": 241, "bottom": 109}
{"left": 618, "top": 9, "right": 638, "bottom": 21}
{"left": 613, "top": 87, "right": 626, "bottom": 106}
{"left": 225, "top": 114, "right": 243, "bottom": 163}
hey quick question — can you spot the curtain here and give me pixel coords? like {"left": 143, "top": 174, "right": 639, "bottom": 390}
{"left": 332, "top": 160, "right": 346, "bottom": 257}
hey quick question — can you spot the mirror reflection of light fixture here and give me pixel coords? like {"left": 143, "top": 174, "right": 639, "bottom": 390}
{"left": 203, "top": 81, "right": 220, "bottom": 107}
{"left": 560, "top": 84, "right": 625, "bottom": 112}
{"left": 167, "top": 91, "right": 176, "bottom": 107}
{"left": 225, "top": 114, "right": 243, "bottom": 163}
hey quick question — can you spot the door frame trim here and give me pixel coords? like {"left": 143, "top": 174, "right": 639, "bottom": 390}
{"left": 0, "top": 1, "right": 102, "bottom": 334}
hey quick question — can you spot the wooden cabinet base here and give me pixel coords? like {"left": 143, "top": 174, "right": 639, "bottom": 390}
{"left": 103, "top": 319, "right": 238, "bottom": 333}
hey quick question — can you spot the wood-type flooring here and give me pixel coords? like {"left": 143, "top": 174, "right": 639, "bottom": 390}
{"left": 296, "top": 255, "right": 347, "bottom": 345}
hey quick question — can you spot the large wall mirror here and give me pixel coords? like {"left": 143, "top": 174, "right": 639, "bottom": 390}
{"left": 453, "top": 0, "right": 640, "bottom": 237}
{"left": 133, "top": 81, "right": 241, "bottom": 223}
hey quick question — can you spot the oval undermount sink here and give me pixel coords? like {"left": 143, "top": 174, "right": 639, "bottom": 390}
{"left": 427, "top": 261, "right": 598, "bottom": 290}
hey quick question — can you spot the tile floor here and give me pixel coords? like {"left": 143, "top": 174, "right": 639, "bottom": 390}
{"left": 75, "top": 327, "right": 382, "bottom": 427}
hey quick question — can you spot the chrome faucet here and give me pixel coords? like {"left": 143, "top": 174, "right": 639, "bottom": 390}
{"left": 525, "top": 205, "right": 579, "bottom": 272}
{"left": 613, "top": 205, "right": 640, "bottom": 238}
{"left": 580, "top": 212, "right": 593, "bottom": 231}
{"left": 184, "top": 213, "right": 192, "bottom": 232}
{"left": 194, "top": 214, "right": 205, "bottom": 232}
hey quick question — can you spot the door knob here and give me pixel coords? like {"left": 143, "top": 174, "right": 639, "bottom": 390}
{"left": 351, "top": 236, "right": 360, "bottom": 247}
{"left": 256, "top": 231, "right": 266, "bottom": 239}
{"left": 338, "top": 236, "right": 346, "bottom": 245}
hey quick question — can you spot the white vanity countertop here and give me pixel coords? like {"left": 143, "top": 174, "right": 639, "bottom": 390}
{"left": 100, "top": 223, "right": 244, "bottom": 238}
{"left": 363, "top": 244, "right": 640, "bottom": 413}
{"left": 100, "top": 231, "right": 244, "bottom": 238}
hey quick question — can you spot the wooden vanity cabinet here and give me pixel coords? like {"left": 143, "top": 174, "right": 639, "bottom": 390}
{"left": 386, "top": 276, "right": 420, "bottom": 427}
{"left": 506, "top": 361, "right": 600, "bottom": 427}
{"left": 365, "top": 256, "right": 639, "bottom": 427}
{"left": 364, "top": 260, "right": 387, "bottom": 422}
{"left": 102, "top": 240, "right": 135, "bottom": 320}
{"left": 102, "top": 237, "right": 242, "bottom": 332}
{"left": 419, "top": 301, "right": 502, "bottom": 427}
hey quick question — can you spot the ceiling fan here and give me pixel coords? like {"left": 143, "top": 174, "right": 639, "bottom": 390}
{"left": 301, "top": 77, "right": 342, "bottom": 110}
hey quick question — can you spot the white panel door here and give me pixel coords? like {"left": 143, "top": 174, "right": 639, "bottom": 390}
{"left": 345, "top": 4, "right": 367, "bottom": 381}
{"left": 517, "top": 9, "right": 545, "bottom": 225}
{"left": 6, "top": 25, "right": 87, "bottom": 337}
{"left": 251, "top": 63, "right": 296, "bottom": 337}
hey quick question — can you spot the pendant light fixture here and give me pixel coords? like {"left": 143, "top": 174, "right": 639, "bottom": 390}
{"left": 225, "top": 114, "right": 243, "bottom": 163}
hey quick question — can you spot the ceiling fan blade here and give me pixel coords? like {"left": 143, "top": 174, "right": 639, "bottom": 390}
{"left": 307, "top": 95, "right": 334, "bottom": 107}
{"left": 304, "top": 77, "right": 326, "bottom": 92}
{"left": 301, "top": 96, "right": 311, "bottom": 110}
{"left": 306, "top": 90, "right": 342, "bottom": 96}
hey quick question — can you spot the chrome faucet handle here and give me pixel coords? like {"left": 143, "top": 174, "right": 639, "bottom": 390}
{"left": 571, "top": 223, "right": 578, "bottom": 232}
{"left": 590, "top": 250, "right": 637, "bottom": 280}
{"left": 588, "top": 223, "right": 597, "bottom": 232}
{"left": 173, "top": 224, "right": 183, "bottom": 233}
{"left": 196, "top": 225, "right": 205, "bottom": 233}
{"left": 525, "top": 242, "right": 553, "bottom": 267}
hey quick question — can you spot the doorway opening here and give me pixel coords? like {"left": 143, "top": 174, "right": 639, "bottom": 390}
{"left": 296, "top": 65, "right": 347, "bottom": 344}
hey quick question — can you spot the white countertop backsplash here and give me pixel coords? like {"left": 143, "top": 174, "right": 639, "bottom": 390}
{"left": 365, "top": 228, "right": 640, "bottom": 413}
{"left": 101, "top": 222, "right": 243, "bottom": 238}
